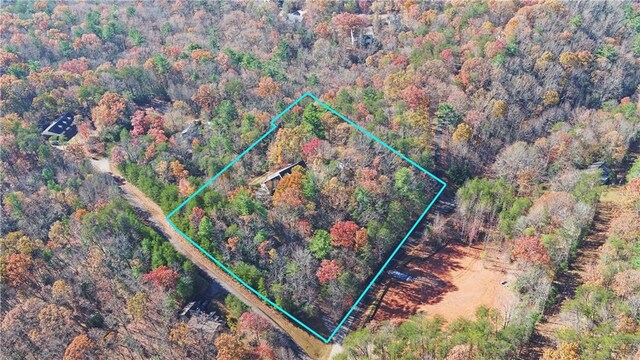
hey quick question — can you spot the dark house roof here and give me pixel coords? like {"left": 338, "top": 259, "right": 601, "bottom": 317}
{"left": 589, "top": 161, "right": 615, "bottom": 184}
{"left": 589, "top": 161, "right": 610, "bottom": 170}
{"left": 42, "top": 112, "right": 77, "bottom": 140}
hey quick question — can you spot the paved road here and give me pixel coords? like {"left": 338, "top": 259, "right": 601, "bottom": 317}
{"left": 89, "top": 158, "right": 319, "bottom": 359}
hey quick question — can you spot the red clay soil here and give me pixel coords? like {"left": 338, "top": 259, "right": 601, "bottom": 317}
{"left": 373, "top": 242, "right": 516, "bottom": 323}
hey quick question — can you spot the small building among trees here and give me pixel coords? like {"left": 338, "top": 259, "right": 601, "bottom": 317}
{"left": 179, "top": 300, "right": 211, "bottom": 319}
{"left": 249, "top": 160, "right": 306, "bottom": 194}
{"left": 589, "top": 161, "right": 616, "bottom": 184}
{"left": 41, "top": 112, "right": 77, "bottom": 142}
{"left": 286, "top": 10, "right": 306, "bottom": 23}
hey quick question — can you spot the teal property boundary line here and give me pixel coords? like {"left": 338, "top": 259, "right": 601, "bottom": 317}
{"left": 166, "top": 92, "right": 447, "bottom": 343}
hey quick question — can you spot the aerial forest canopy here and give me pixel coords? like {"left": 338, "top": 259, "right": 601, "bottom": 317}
{"left": 165, "top": 99, "right": 441, "bottom": 337}
{"left": 1, "top": 0, "right": 639, "bottom": 359}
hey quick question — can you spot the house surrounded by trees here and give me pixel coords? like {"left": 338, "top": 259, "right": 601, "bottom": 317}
{"left": 41, "top": 112, "right": 77, "bottom": 141}
{"left": 249, "top": 160, "right": 306, "bottom": 194}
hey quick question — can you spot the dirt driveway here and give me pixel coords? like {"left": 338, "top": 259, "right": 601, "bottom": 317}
{"left": 90, "top": 158, "right": 330, "bottom": 359}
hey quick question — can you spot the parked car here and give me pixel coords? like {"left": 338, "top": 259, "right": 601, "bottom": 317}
{"left": 389, "top": 270, "right": 414, "bottom": 282}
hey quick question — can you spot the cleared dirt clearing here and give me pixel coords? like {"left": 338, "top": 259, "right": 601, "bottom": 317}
{"left": 373, "top": 242, "right": 516, "bottom": 323}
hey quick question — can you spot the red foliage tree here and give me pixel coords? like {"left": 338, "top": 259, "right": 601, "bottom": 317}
{"left": 255, "top": 76, "right": 280, "bottom": 98}
{"left": 214, "top": 333, "right": 250, "bottom": 360}
{"left": 91, "top": 92, "right": 126, "bottom": 129}
{"left": 59, "top": 57, "right": 89, "bottom": 74}
{"left": 330, "top": 220, "right": 360, "bottom": 248}
{"left": 227, "top": 236, "right": 239, "bottom": 252}
{"left": 257, "top": 240, "right": 271, "bottom": 256}
{"left": 147, "top": 126, "right": 168, "bottom": 144}
{"left": 316, "top": 259, "right": 342, "bottom": 284}
{"left": 273, "top": 171, "right": 306, "bottom": 208}
{"left": 142, "top": 266, "right": 179, "bottom": 289}
{"left": 178, "top": 178, "right": 194, "bottom": 197}
{"left": 189, "top": 207, "right": 206, "bottom": 227}
{"left": 130, "top": 110, "right": 150, "bottom": 136}
{"left": 77, "top": 33, "right": 101, "bottom": 50}
{"left": 392, "top": 55, "right": 409, "bottom": 67}
{"left": 77, "top": 121, "right": 93, "bottom": 139}
{"left": 192, "top": 84, "right": 218, "bottom": 113}
{"left": 355, "top": 228, "right": 368, "bottom": 250}
{"left": 440, "top": 48, "right": 454, "bottom": 60}
{"left": 254, "top": 342, "right": 276, "bottom": 360}
{"left": 400, "top": 85, "right": 429, "bottom": 110}
{"left": 237, "top": 312, "right": 272, "bottom": 341}
{"left": 511, "top": 236, "right": 551, "bottom": 266}
{"left": 63, "top": 334, "right": 94, "bottom": 360}
{"left": 297, "top": 220, "right": 313, "bottom": 238}
{"left": 170, "top": 160, "right": 188, "bottom": 179}
{"left": 131, "top": 110, "right": 167, "bottom": 143}
{"left": 5, "top": 253, "right": 33, "bottom": 288}
{"left": 332, "top": 13, "right": 369, "bottom": 45}
{"left": 302, "top": 138, "right": 323, "bottom": 160}
{"left": 358, "top": 0, "right": 371, "bottom": 12}
{"left": 110, "top": 146, "right": 126, "bottom": 166}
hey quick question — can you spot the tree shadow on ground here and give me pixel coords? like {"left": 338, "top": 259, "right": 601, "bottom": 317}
{"left": 373, "top": 242, "right": 469, "bottom": 321}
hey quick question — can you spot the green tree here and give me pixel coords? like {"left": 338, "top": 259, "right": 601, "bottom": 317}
{"left": 627, "top": 158, "right": 640, "bottom": 181}
{"left": 633, "top": 34, "right": 640, "bottom": 56}
{"left": 101, "top": 21, "right": 124, "bottom": 42}
{"left": 336, "top": 327, "right": 375, "bottom": 359}
{"left": 151, "top": 54, "right": 170, "bottom": 75}
{"left": 393, "top": 314, "right": 445, "bottom": 358}
{"left": 457, "top": 177, "right": 515, "bottom": 242}
{"left": 85, "top": 11, "right": 101, "bottom": 35}
{"left": 595, "top": 45, "right": 617, "bottom": 61}
{"left": 197, "top": 216, "right": 213, "bottom": 240}
{"left": 387, "top": 201, "right": 410, "bottom": 231}
{"left": 435, "top": 103, "right": 462, "bottom": 130}
{"left": 572, "top": 171, "right": 605, "bottom": 205}
{"left": 176, "top": 276, "right": 194, "bottom": 300}
{"left": 302, "top": 172, "right": 319, "bottom": 201}
{"left": 229, "top": 189, "right": 261, "bottom": 216}
{"left": 309, "top": 230, "right": 332, "bottom": 259}
{"left": 161, "top": 242, "right": 177, "bottom": 266}
{"left": 151, "top": 245, "right": 165, "bottom": 268}
{"left": 128, "top": 29, "right": 145, "bottom": 46}
{"left": 217, "top": 100, "right": 238, "bottom": 123}
{"left": 394, "top": 168, "right": 423, "bottom": 208}
{"left": 457, "top": 178, "right": 515, "bottom": 217}
{"left": 233, "top": 262, "right": 262, "bottom": 288}
{"left": 563, "top": 284, "right": 615, "bottom": 322}
{"left": 498, "top": 197, "right": 533, "bottom": 236}
{"left": 302, "top": 104, "right": 326, "bottom": 139}
{"left": 224, "top": 294, "right": 249, "bottom": 318}
{"left": 274, "top": 39, "right": 292, "bottom": 62}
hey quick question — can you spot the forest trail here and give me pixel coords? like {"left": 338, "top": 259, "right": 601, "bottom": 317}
{"left": 522, "top": 194, "right": 618, "bottom": 359}
{"left": 89, "top": 158, "right": 330, "bottom": 360}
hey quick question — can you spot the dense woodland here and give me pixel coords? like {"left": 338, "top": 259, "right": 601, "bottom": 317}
{"left": 0, "top": 120, "right": 295, "bottom": 359}
{"left": 1, "top": 0, "right": 640, "bottom": 359}
{"left": 164, "top": 99, "right": 440, "bottom": 336}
